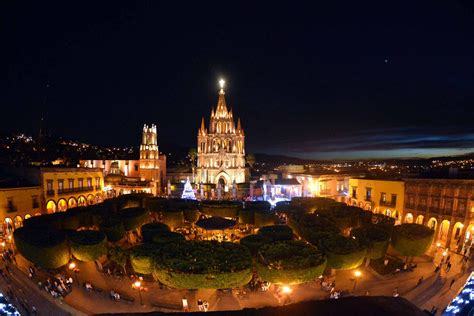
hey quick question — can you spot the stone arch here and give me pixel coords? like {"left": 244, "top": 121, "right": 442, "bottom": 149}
{"left": 352, "top": 200, "right": 357, "bottom": 206}
{"left": 215, "top": 171, "right": 231, "bottom": 187}
{"left": 13, "top": 216, "right": 23, "bottom": 229}
{"left": 405, "top": 213, "right": 414, "bottom": 223}
{"left": 427, "top": 217, "right": 437, "bottom": 230}
{"left": 24, "top": 214, "right": 31, "bottom": 220}
{"left": 4, "top": 217, "right": 13, "bottom": 234}
{"left": 46, "top": 200, "right": 57, "bottom": 213}
{"left": 415, "top": 215, "right": 424, "bottom": 225}
{"left": 87, "top": 194, "right": 95, "bottom": 205}
{"left": 364, "top": 203, "right": 372, "bottom": 211}
{"left": 68, "top": 197, "right": 77, "bottom": 208}
{"left": 383, "top": 209, "right": 392, "bottom": 217}
{"left": 77, "top": 195, "right": 87, "bottom": 207}
{"left": 438, "top": 219, "right": 450, "bottom": 242}
{"left": 451, "top": 222, "right": 464, "bottom": 248}
{"left": 58, "top": 198, "right": 67, "bottom": 212}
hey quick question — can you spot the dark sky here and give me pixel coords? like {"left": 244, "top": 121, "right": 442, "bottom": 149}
{"left": 3, "top": 1, "right": 474, "bottom": 159}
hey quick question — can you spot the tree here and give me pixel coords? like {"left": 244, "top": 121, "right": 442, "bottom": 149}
{"left": 109, "top": 246, "right": 129, "bottom": 275}
{"left": 391, "top": 224, "right": 434, "bottom": 260}
{"left": 246, "top": 153, "right": 256, "bottom": 169}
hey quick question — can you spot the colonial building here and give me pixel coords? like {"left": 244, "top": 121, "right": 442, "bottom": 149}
{"left": 80, "top": 124, "right": 166, "bottom": 195}
{"left": 348, "top": 178, "right": 405, "bottom": 223}
{"left": 404, "top": 178, "right": 474, "bottom": 250}
{"left": 195, "top": 80, "right": 248, "bottom": 190}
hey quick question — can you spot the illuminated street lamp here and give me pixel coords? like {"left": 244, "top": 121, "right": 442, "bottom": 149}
{"left": 68, "top": 261, "right": 79, "bottom": 284}
{"left": 353, "top": 270, "right": 362, "bottom": 292}
{"left": 281, "top": 285, "right": 292, "bottom": 294}
{"left": 133, "top": 280, "right": 144, "bottom": 306}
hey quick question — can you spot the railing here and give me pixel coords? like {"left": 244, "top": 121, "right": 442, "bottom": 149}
{"left": 380, "top": 200, "right": 396, "bottom": 207}
{"left": 319, "top": 189, "right": 332, "bottom": 195}
{"left": 6, "top": 206, "right": 17, "bottom": 213}
{"left": 58, "top": 186, "right": 94, "bottom": 194}
{"left": 46, "top": 189, "right": 55, "bottom": 196}
{"left": 365, "top": 196, "right": 372, "bottom": 202}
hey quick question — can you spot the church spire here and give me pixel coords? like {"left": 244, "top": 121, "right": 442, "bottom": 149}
{"left": 215, "top": 78, "right": 229, "bottom": 118}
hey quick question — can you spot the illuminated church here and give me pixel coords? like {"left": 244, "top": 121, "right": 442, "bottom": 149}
{"left": 195, "top": 80, "right": 247, "bottom": 189}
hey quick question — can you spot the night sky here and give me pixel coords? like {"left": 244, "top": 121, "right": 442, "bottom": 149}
{"left": 3, "top": 1, "right": 474, "bottom": 159}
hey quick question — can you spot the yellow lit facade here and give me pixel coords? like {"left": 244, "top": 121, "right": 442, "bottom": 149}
{"left": 0, "top": 186, "right": 43, "bottom": 236}
{"left": 348, "top": 178, "right": 405, "bottom": 223}
{"left": 41, "top": 168, "right": 105, "bottom": 213}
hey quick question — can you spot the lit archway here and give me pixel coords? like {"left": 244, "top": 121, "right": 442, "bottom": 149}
{"left": 58, "top": 198, "right": 67, "bottom": 212}
{"left": 68, "top": 197, "right": 77, "bottom": 208}
{"left": 4, "top": 218, "right": 13, "bottom": 234}
{"left": 24, "top": 214, "right": 31, "bottom": 220}
{"left": 87, "top": 194, "right": 94, "bottom": 205}
{"left": 46, "top": 200, "right": 57, "bottom": 213}
{"left": 96, "top": 193, "right": 103, "bottom": 203}
{"left": 359, "top": 202, "right": 364, "bottom": 208}
{"left": 384, "top": 209, "right": 392, "bottom": 217}
{"left": 438, "top": 220, "right": 450, "bottom": 242}
{"left": 365, "top": 204, "right": 372, "bottom": 211}
{"left": 427, "top": 217, "right": 437, "bottom": 230}
{"left": 405, "top": 213, "right": 414, "bottom": 223}
{"left": 13, "top": 216, "right": 23, "bottom": 229}
{"left": 415, "top": 215, "right": 424, "bottom": 225}
{"left": 352, "top": 200, "right": 357, "bottom": 206}
{"left": 78, "top": 196, "right": 87, "bottom": 207}
{"left": 451, "top": 222, "right": 464, "bottom": 248}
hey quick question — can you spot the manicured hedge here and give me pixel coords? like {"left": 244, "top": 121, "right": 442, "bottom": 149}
{"left": 199, "top": 201, "right": 242, "bottom": 218}
{"left": 360, "top": 211, "right": 395, "bottom": 233}
{"left": 99, "top": 217, "right": 125, "bottom": 242}
{"left": 152, "top": 231, "right": 186, "bottom": 245}
{"left": 391, "top": 223, "right": 434, "bottom": 257}
{"left": 244, "top": 201, "right": 271, "bottom": 212}
{"left": 256, "top": 240, "right": 326, "bottom": 284}
{"left": 288, "top": 213, "right": 339, "bottom": 245}
{"left": 183, "top": 209, "right": 201, "bottom": 223}
{"left": 316, "top": 206, "right": 364, "bottom": 231}
{"left": 119, "top": 207, "right": 148, "bottom": 231}
{"left": 319, "top": 235, "right": 367, "bottom": 270}
{"left": 141, "top": 222, "right": 170, "bottom": 242}
{"left": 153, "top": 241, "right": 252, "bottom": 289}
{"left": 239, "top": 234, "right": 272, "bottom": 255}
{"left": 23, "top": 213, "right": 63, "bottom": 230}
{"left": 290, "top": 197, "right": 342, "bottom": 213}
{"left": 14, "top": 227, "right": 70, "bottom": 269}
{"left": 69, "top": 230, "right": 107, "bottom": 262}
{"left": 351, "top": 225, "right": 390, "bottom": 260}
{"left": 161, "top": 211, "right": 184, "bottom": 228}
{"left": 130, "top": 244, "right": 159, "bottom": 275}
{"left": 258, "top": 225, "right": 293, "bottom": 241}
{"left": 239, "top": 209, "right": 254, "bottom": 225}
{"left": 254, "top": 211, "right": 276, "bottom": 228}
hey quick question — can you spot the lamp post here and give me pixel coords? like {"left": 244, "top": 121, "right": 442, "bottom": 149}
{"left": 353, "top": 270, "right": 362, "bottom": 292}
{"left": 68, "top": 262, "right": 79, "bottom": 284}
{"left": 133, "top": 280, "right": 144, "bottom": 306}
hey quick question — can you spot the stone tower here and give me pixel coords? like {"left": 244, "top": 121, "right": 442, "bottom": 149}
{"left": 195, "top": 80, "right": 247, "bottom": 189}
{"left": 139, "top": 124, "right": 163, "bottom": 184}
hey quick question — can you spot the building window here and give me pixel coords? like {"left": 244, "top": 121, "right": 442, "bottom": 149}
{"left": 87, "top": 178, "right": 92, "bottom": 188}
{"left": 68, "top": 179, "right": 74, "bottom": 189}
{"left": 134, "top": 164, "right": 139, "bottom": 172}
{"left": 47, "top": 180, "right": 53, "bottom": 191}
{"left": 391, "top": 194, "right": 397, "bottom": 205}
{"left": 381, "top": 192, "right": 387, "bottom": 202}
{"left": 352, "top": 187, "right": 357, "bottom": 199}
{"left": 32, "top": 196, "right": 39, "bottom": 209}
{"left": 7, "top": 197, "right": 16, "bottom": 212}
{"left": 78, "top": 178, "right": 84, "bottom": 189}
{"left": 365, "top": 188, "right": 372, "bottom": 201}
{"left": 96, "top": 177, "right": 101, "bottom": 189}
{"left": 58, "top": 179, "right": 64, "bottom": 192}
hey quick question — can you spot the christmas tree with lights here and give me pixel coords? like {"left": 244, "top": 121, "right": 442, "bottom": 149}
{"left": 181, "top": 177, "right": 196, "bottom": 200}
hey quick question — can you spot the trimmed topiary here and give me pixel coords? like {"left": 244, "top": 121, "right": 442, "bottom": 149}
{"left": 290, "top": 197, "right": 342, "bottom": 213}
{"left": 288, "top": 212, "right": 339, "bottom": 244}
{"left": 351, "top": 225, "right": 390, "bottom": 260}
{"left": 141, "top": 222, "right": 170, "bottom": 242}
{"left": 14, "top": 227, "right": 70, "bottom": 269}
{"left": 99, "top": 217, "right": 125, "bottom": 242}
{"left": 256, "top": 240, "right": 326, "bottom": 284}
{"left": 130, "top": 244, "right": 160, "bottom": 275}
{"left": 199, "top": 201, "right": 242, "bottom": 218}
{"left": 119, "top": 207, "right": 149, "bottom": 231}
{"left": 316, "top": 205, "right": 364, "bottom": 231}
{"left": 152, "top": 231, "right": 186, "bottom": 245}
{"left": 319, "top": 235, "right": 367, "bottom": 270}
{"left": 254, "top": 211, "right": 276, "bottom": 228}
{"left": 161, "top": 210, "right": 184, "bottom": 229}
{"left": 258, "top": 225, "right": 293, "bottom": 241}
{"left": 183, "top": 209, "right": 201, "bottom": 223}
{"left": 153, "top": 241, "right": 252, "bottom": 289}
{"left": 391, "top": 223, "right": 434, "bottom": 257}
{"left": 69, "top": 230, "right": 107, "bottom": 262}
{"left": 240, "top": 234, "right": 272, "bottom": 255}
{"left": 239, "top": 209, "right": 255, "bottom": 225}
{"left": 23, "top": 213, "right": 63, "bottom": 230}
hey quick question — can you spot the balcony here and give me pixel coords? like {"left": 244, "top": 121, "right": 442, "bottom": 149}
{"left": 95, "top": 185, "right": 102, "bottom": 190}
{"left": 319, "top": 189, "right": 332, "bottom": 196}
{"left": 46, "top": 189, "right": 55, "bottom": 196}
{"left": 380, "top": 200, "right": 396, "bottom": 207}
{"left": 6, "top": 205, "right": 17, "bottom": 213}
{"left": 58, "top": 186, "right": 94, "bottom": 194}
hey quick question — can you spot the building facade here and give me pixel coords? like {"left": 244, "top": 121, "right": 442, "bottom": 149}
{"left": 404, "top": 178, "right": 474, "bottom": 250}
{"left": 0, "top": 186, "right": 43, "bottom": 236}
{"left": 348, "top": 178, "right": 405, "bottom": 223}
{"left": 42, "top": 168, "right": 105, "bottom": 213}
{"left": 195, "top": 81, "right": 247, "bottom": 189}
